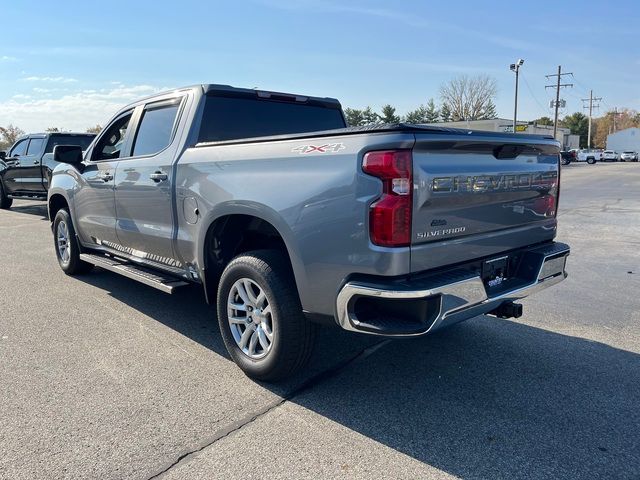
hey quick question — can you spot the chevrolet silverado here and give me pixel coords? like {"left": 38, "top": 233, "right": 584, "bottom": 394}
{"left": 47, "top": 84, "right": 570, "bottom": 380}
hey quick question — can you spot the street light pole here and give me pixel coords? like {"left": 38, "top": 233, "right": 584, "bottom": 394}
{"left": 510, "top": 59, "right": 524, "bottom": 133}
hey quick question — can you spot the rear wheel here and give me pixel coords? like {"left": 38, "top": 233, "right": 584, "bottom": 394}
{"left": 53, "top": 209, "right": 93, "bottom": 275}
{"left": 0, "top": 181, "right": 12, "bottom": 209}
{"left": 587, "top": 157, "right": 596, "bottom": 165}
{"left": 217, "top": 249, "right": 315, "bottom": 381}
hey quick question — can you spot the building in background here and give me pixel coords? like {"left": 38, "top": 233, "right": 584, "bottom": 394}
{"left": 426, "top": 118, "right": 579, "bottom": 149}
{"left": 606, "top": 128, "right": 640, "bottom": 152}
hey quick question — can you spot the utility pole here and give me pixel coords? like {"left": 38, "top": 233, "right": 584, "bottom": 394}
{"left": 611, "top": 107, "right": 623, "bottom": 133}
{"left": 545, "top": 65, "right": 573, "bottom": 139}
{"left": 510, "top": 59, "right": 524, "bottom": 132}
{"left": 581, "top": 90, "right": 601, "bottom": 149}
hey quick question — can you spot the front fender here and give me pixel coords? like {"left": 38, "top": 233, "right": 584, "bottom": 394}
{"left": 48, "top": 164, "right": 82, "bottom": 224}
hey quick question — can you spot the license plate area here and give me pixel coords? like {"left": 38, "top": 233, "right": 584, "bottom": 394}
{"left": 482, "top": 255, "right": 510, "bottom": 289}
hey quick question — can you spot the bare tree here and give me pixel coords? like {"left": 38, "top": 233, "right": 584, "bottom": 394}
{"left": 0, "top": 124, "right": 25, "bottom": 151}
{"left": 86, "top": 124, "right": 103, "bottom": 134}
{"left": 439, "top": 75, "right": 498, "bottom": 121}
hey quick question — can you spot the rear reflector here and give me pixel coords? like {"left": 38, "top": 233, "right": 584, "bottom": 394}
{"left": 363, "top": 150, "right": 412, "bottom": 247}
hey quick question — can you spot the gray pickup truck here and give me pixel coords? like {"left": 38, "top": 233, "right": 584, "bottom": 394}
{"left": 47, "top": 84, "right": 570, "bottom": 380}
{"left": 0, "top": 132, "right": 95, "bottom": 208}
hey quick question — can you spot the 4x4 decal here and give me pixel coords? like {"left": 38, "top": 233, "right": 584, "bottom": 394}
{"left": 292, "top": 143, "right": 345, "bottom": 154}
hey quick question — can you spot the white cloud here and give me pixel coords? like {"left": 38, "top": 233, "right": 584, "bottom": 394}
{"left": 0, "top": 84, "right": 166, "bottom": 132}
{"left": 1, "top": 55, "right": 18, "bottom": 62}
{"left": 22, "top": 76, "right": 78, "bottom": 83}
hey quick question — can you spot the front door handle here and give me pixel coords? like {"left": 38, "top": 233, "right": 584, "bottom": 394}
{"left": 99, "top": 172, "right": 113, "bottom": 182}
{"left": 150, "top": 172, "right": 168, "bottom": 182}
{"left": 33, "top": 160, "right": 40, "bottom": 165}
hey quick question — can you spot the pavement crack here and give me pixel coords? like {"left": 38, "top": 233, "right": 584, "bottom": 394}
{"left": 145, "top": 339, "right": 390, "bottom": 479}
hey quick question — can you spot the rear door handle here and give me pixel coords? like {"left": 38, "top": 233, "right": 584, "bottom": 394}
{"left": 149, "top": 172, "right": 168, "bottom": 182}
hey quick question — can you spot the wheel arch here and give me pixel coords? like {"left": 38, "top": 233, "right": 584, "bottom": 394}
{"left": 48, "top": 192, "right": 70, "bottom": 224}
{"left": 198, "top": 206, "right": 305, "bottom": 305}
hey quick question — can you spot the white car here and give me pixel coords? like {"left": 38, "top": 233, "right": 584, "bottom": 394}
{"left": 602, "top": 150, "right": 619, "bottom": 162}
{"left": 576, "top": 149, "right": 602, "bottom": 164}
{"left": 620, "top": 151, "right": 638, "bottom": 162}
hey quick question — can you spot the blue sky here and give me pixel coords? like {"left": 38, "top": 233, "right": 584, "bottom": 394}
{"left": 1, "top": 0, "right": 638, "bottom": 131}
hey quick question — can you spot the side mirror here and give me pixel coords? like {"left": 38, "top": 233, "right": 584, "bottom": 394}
{"left": 0, "top": 151, "right": 6, "bottom": 160}
{"left": 53, "top": 145, "right": 84, "bottom": 166}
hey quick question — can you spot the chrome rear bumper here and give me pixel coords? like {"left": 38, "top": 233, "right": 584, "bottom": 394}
{"left": 336, "top": 242, "right": 570, "bottom": 337}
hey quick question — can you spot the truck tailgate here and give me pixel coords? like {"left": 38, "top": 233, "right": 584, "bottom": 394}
{"left": 410, "top": 133, "right": 560, "bottom": 273}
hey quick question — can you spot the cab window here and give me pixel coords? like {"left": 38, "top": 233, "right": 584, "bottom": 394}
{"left": 10, "top": 139, "right": 28, "bottom": 157}
{"left": 92, "top": 112, "right": 133, "bottom": 161}
{"left": 131, "top": 101, "right": 181, "bottom": 157}
{"left": 26, "top": 138, "right": 45, "bottom": 155}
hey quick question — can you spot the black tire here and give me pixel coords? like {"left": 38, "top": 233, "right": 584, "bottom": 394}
{"left": 217, "top": 249, "right": 315, "bottom": 381}
{"left": 0, "top": 181, "right": 12, "bottom": 209}
{"left": 587, "top": 157, "right": 596, "bottom": 165}
{"left": 53, "top": 209, "right": 93, "bottom": 275}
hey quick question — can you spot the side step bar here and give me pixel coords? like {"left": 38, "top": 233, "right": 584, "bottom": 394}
{"left": 80, "top": 253, "right": 189, "bottom": 294}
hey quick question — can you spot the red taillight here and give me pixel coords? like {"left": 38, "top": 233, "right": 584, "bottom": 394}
{"left": 362, "top": 150, "right": 412, "bottom": 247}
{"left": 533, "top": 194, "right": 556, "bottom": 216}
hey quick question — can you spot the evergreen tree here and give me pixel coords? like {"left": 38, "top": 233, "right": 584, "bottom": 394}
{"left": 362, "top": 106, "right": 381, "bottom": 125}
{"left": 404, "top": 105, "right": 428, "bottom": 124}
{"left": 380, "top": 104, "right": 400, "bottom": 124}
{"left": 344, "top": 108, "right": 365, "bottom": 127}
{"left": 479, "top": 100, "right": 497, "bottom": 120}
{"left": 424, "top": 98, "right": 440, "bottom": 123}
{"left": 439, "top": 103, "right": 452, "bottom": 123}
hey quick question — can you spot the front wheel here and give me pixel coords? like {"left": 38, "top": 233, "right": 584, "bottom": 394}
{"left": 587, "top": 157, "right": 596, "bottom": 164}
{"left": 0, "top": 181, "right": 12, "bottom": 209}
{"left": 217, "top": 250, "right": 315, "bottom": 381}
{"left": 53, "top": 209, "right": 93, "bottom": 275}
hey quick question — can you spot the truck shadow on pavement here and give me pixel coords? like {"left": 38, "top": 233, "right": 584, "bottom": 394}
{"left": 77, "top": 270, "right": 639, "bottom": 479}
{"left": 77, "top": 271, "right": 379, "bottom": 393}
{"left": 294, "top": 320, "right": 640, "bottom": 479}
{"left": 7, "top": 202, "right": 49, "bottom": 220}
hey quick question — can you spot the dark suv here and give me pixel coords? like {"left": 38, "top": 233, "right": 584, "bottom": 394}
{"left": 0, "top": 132, "right": 95, "bottom": 209}
{"left": 560, "top": 150, "right": 576, "bottom": 165}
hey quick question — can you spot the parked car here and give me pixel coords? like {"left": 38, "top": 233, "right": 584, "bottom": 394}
{"left": 0, "top": 132, "right": 96, "bottom": 209}
{"left": 602, "top": 150, "right": 619, "bottom": 162}
{"left": 47, "top": 84, "right": 570, "bottom": 381}
{"left": 620, "top": 151, "right": 638, "bottom": 162}
{"left": 576, "top": 149, "right": 601, "bottom": 164}
{"left": 560, "top": 150, "right": 575, "bottom": 165}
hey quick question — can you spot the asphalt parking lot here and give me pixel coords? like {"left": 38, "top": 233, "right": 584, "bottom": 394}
{"left": 1, "top": 162, "right": 639, "bottom": 480}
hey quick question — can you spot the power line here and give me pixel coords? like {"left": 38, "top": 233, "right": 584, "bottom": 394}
{"left": 520, "top": 71, "right": 550, "bottom": 117}
{"left": 570, "top": 75, "right": 592, "bottom": 98}
{"left": 545, "top": 65, "right": 574, "bottom": 137}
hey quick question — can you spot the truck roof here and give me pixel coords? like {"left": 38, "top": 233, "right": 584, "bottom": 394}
{"left": 121, "top": 84, "right": 342, "bottom": 111}
{"left": 19, "top": 132, "right": 96, "bottom": 138}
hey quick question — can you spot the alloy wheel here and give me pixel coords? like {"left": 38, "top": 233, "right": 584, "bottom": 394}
{"left": 227, "top": 278, "right": 274, "bottom": 359}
